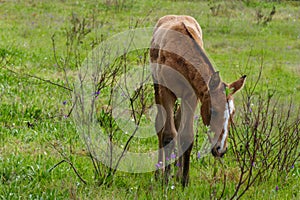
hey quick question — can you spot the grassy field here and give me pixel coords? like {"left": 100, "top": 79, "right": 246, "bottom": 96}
{"left": 0, "top": 0, "right": 300, "bottom": 199}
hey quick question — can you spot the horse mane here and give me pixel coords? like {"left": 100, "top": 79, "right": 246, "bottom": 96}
{"left": 181, "top": 22, "right": 216, "bottom": 77}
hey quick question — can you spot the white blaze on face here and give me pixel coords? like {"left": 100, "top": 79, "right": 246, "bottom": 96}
{"left": 219, "top": 100, "right": 234, "bottom": 153}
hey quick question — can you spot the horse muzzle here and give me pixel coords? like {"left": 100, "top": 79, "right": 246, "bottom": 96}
{"left": 211, "top": 146, "right": 227, "bottom": 158}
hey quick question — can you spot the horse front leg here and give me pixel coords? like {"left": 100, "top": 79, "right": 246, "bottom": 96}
{"left": 154, "top": 86, "right": 177, "bottom": 184}
{"left": 160, "top": 89, "right": 177, "bottom": 184}
{"left": 178, "top": 124, "right": 194, "bottom": 187}
{"left": 182, "top": 141, "right": 193, "bottom": 187}
{"left": 180, "top": 98, "right": 197, "bottom": 187}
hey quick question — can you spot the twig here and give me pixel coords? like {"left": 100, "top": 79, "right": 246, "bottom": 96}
{"left": 48, "top": 159, "right": 87, "bottom": 185}
{"left": 1, "top": 65, "right": 73, "bottom": 92}
{"left": 217, "top": 173, "right": 227, "bottom": 200}
{"left": 249, "top": 51, "right": 264, "bottom": 96}
{"left": 48, "top": 160, "right": 66, "bottom": 173}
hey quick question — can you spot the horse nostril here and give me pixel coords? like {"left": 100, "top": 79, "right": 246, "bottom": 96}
{"left": 216, "top": 146, "right": 221, "bottom": 151}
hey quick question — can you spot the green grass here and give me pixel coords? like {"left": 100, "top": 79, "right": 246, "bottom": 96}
{"left": 0, "top": 0, "right": 299, "bottom": 199}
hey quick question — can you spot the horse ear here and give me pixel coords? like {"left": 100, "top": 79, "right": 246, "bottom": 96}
{"left": 228, "top": 75, "right": 247, "bottom": 95}
{"left": 209, "top": 71, "right": 221, "bottom": 91}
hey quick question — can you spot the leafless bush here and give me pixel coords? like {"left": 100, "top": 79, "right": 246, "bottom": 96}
{"left": 88, "top": 49, "right": 152, "bottom": 185}
{"left": 208, "top": 0, "right": 242, "bottom": 17}
{"left": 256, "top": 6, "right": 276, "bottom": 25}
{"left": 48, "top": 14, "right": 93, "bottom": 184}
{"left": 227, "top": 91, "right": 299, "bottom": 199}
{"left": 51, "top": 13, "right": 92, "bottom": 94}
{"left": 209, "top": 1, "right": 221, "bottom": 16}
{"left": 49, "top": 13, "right": 152, "bottom": 186}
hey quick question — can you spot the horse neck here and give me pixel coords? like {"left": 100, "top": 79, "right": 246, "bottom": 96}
{"left": 189, "top": 57, "right": 214, "bottom": 109}
{"left": 183, "top": 44, "right": 214, "bottom": 127}
{"left": 188, "top": 39, "right": 216, "bottom": 100}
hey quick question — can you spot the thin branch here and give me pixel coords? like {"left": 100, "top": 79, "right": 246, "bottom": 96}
{"left": 1, "top": 65, "right": 73, "bottom": 92}
{"left": 249, "top": 52, "right": 264, "bottom": 96}
{"left": 47, "top": 160, "right": 65, "bottom": 173}
{"left": 48, "top": 159, "right": 87, "bottom": 185}
{"left": 217, "top": 173, "right": 227, "bottom": 200}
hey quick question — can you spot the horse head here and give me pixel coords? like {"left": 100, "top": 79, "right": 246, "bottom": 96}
{"left": 201, "top": 72, "right": 246, "bottom": 157}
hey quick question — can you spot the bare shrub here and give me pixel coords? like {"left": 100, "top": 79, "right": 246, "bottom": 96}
{"left": 227, "top": 90, "right": 299, "bottom": 199}
{"left": 256, "top": 6, "right": 276, "bottom": 25}
{"left": 49, "top": 13, "right": 152, "bottom": 186}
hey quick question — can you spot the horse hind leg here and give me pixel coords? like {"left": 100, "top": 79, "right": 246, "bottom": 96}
{"left": 182, "top": 141, "right": 193, "bottom": 187}
{"left": 174, "top": 105, "right": 183, "bottom": 180}
{"left": 154, "top": 111, "right": 164, "bottom": 180}
{"left": 153, "top": 83, "right": 165, "bottom": 180}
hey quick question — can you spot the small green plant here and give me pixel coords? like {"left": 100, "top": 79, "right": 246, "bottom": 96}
{"left": 256, "top": 6, "right": 276, "bottom": 25}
